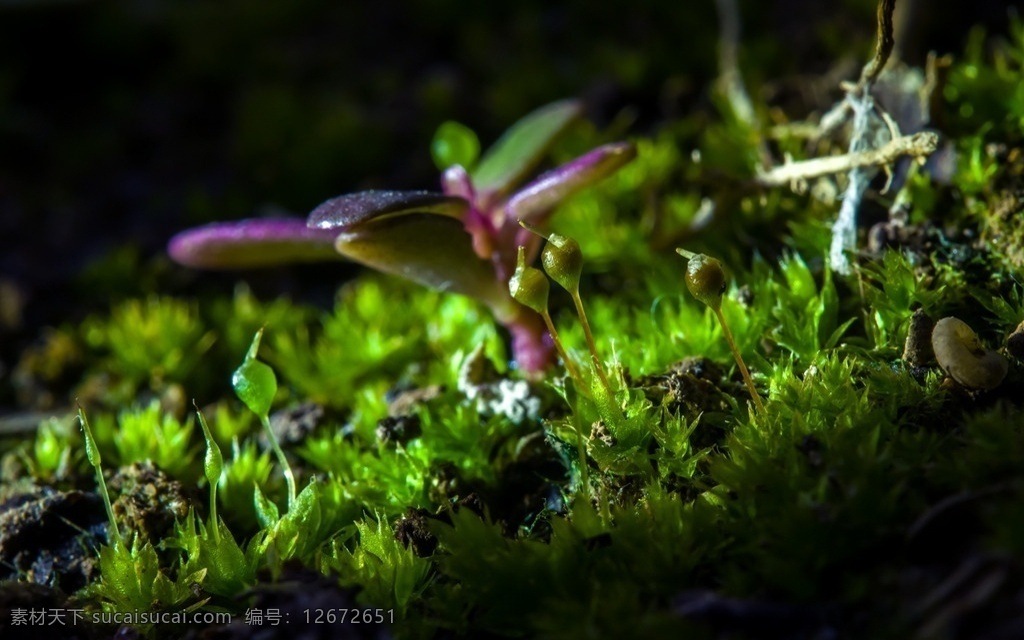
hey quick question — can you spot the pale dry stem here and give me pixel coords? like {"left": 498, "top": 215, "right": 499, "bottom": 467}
{"left": 754, "top": 130, "right": 937, "bottom": 188}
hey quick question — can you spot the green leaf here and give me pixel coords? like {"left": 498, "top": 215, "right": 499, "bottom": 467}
{"left": 824, "top": 317, "right": 858, "bottom": 350}
{"left": 173, "top": 510, "right": 256, "bottom": 598}
{"left": 781, "top": 253, "right": 816, "bottom": 301}
{"left": 232, "top": 329, "right": 277, "bottom": 419}
{"left": 272, "top": 479, "right": 324, "bottom": 560}
{"left": 431, "top": 120, "right": 480, "bottom": 171}
{"left": 78, "top": 406, "right": 102, "bottom": 468}
{"left": 95, "top": 535, "right": 196, "bottom": 616}
{"left": 196, "top": 408, "right": 224, "bottom": 489}
{"left": 323, "top": 516, "right": 432, "bottom": 615}
{"left": 472, "top": 99, "right": 582, "bottom": 197}
{"left": 254, "top": 483, "right": 280, "bottom": 528}
{"left": 284, "top": 478, "right": 321, "bottom": 527}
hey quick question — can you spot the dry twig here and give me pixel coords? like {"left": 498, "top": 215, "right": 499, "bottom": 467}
{"left": 829, "top": 0, "right": 901, "bottom": 274}
{"left": 755, "top": 131, "right": 937, "bottom": 188}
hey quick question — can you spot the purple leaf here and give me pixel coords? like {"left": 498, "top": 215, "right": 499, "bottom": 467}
{"left": 168, "top": 218, "right": 340, "bottom": 269}
{"left": 332, "top": 212, "right": 519, "bottom": 322}
{"left": 504, "top": 142, "right": 637, "bottom": 222}
{"left": 307, "top": 190, "right": 467, "bottom": 230}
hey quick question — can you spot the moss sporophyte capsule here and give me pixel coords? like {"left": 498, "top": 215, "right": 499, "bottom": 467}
{"left": 676, "top": 249, "right": 765, "bottom": 415}
{"left": 677, "top": 249, "right": 728, "bottom": 311}
{"left": 540, "top": 233, "right": 584, "bottom": 295}
{"left": 519, "top": 221, "right": 614, "bottom": 398}
{"left": 509, "top": 246, "right": 551, "bottom": 316}
{"left": 510, "top": 246, "right": 584, "bottom": 383}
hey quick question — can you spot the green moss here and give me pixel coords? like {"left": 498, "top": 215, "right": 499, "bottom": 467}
{"left": 88, "top": 535, "right": 206, "bottom": 626}
{"left": 267, "top": 277, "right": 504, "bottom": 408}
{"left": 19, "top": 416, "right": 83, "bottom": 482}
{"left": 322, "top": 516, "right": 432, "bottom": 616}
{"left": 10, "top": 10, "right": 1024, "bottom": 640}
{"left": 171, "top": 510, "right": 260, "bottom": 598}
{"left": 81, "top": 297, "right": 215, "bottom": 396}
{"left": 219, "top": 439, "right": 275, "bottom": 532}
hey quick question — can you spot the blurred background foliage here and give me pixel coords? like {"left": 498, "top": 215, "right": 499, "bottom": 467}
{"left": 0, "top": 0, "right": 1015, "bottom": 408}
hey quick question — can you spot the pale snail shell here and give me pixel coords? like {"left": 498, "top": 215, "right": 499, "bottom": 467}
{"left": 931, "top": 317, "right": 1008, "bottom": 391}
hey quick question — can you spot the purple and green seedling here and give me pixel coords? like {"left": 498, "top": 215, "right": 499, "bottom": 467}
{"left": 169, "top": 100, "right": 635, "bottom": 374}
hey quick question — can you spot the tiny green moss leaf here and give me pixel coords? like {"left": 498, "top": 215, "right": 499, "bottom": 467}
{"left": 196, "top": 408, "right": 224, "bottom": 489}
{"left": 254, "top": 483, "right": 280, "bottom": 528}
{"left": 78, "top": 406, "right": 102, "bottom": 469}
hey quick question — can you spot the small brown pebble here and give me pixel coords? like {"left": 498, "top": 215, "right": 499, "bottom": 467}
{"left": 109, "top": 461, "right": 195, "bottom": 542}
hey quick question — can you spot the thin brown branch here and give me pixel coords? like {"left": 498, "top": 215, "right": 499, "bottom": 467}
{"left": 859, "top": 0, "right": 897, "bottom": 87}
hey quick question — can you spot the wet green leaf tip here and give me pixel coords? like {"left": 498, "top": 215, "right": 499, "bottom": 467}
{"left": 233, "top": 329, "right": 277, "bottom": 419}
{"left": 195, "top": 405, "right": 224, "bottom": 493}
{"left": 254, "top": 483, "right": 280, "bottom": 528}
{"left": 196, "top": 403, "right": 224, "bottom": 542}
{"left": 78, "top": 405, "right": 101, "bottom": 468}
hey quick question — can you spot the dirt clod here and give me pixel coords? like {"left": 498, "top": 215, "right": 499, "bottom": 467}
{"left": 903, "top": 308, "right": 935, "bottom": 369}
{"left": 375, "top": 414, "right": 422, "bottom": 446}
{"left": 0, "top": 486, "right": 105, "bottom": 591}
{"left": 393, "top": 508, "right": 437, "bottom": 557}
{"left": 109, "top": 461, "right": 195, "bottom": 542}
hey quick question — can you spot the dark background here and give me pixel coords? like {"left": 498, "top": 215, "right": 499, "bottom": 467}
{"left": 0, "top": 0, "right": 1017, "bottom": 404}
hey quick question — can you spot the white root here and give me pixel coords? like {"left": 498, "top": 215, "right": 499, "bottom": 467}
{"left": 931, "top": 317, "right": 1008, "bottom": 391}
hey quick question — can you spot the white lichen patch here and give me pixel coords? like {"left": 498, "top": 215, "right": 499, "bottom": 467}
{"left": 458, "top": 344, "right": 541, "bottom": 424}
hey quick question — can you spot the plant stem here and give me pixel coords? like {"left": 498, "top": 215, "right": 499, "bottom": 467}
{"left": 261, "top": 416, "right": 296, "bottom": 508}
{"left": 570, "top": 289, "right": 615, "bottom": 401}
{"left": 859, "top": 0, "right": 896, "bottom": 87}
{"left": 93, "top": 465, "right": 122, "bottom": 549}
{"left": 574, "top": 423, "right": 590, "bottom": 503}
{"left": 78, "top": 407, "right": 124, "bottom": 550}
{"left": 539, "top": 310, "right": 586, "bottom": 387}
{"left": 209, "top": 483, "right": 220, "bottom": 544}
{"left": 714, "top": 308, "right": 766, "bottom": 415}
